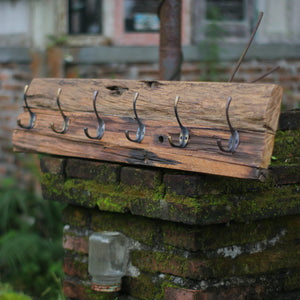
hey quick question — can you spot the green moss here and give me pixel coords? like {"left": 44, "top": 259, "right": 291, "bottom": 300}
{"left": 92, "top": 211, "right": 158, "bottom": 246}
{"left": 272, "top": 129, "right": 300, "bottom": 165}
{"left": 42, "top": 172, "right": 299, "bottom": 226}
{"left": 41, "top": 173, "right": 65, "bottom": 199}
{"left": 283, "top": 270, "right": 300, "bottom": 291}
{"left": 210, "top": 243, "right": 300, "bottom": 279}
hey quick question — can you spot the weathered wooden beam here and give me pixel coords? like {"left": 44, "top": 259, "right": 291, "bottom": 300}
{"left": 12, "top": 78, "right": 283, "bottom": 180}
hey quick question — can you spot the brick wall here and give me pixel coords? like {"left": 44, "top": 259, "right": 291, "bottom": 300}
{"left": 0, "top": 61, "right": 34, "bottom": 188}
{"left": 40, "top": 111, "right": 300, "bottom": 300}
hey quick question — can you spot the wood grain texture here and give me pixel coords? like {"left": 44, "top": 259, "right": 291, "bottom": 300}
{"left": 12, "top": 78, "right": 284, "bottom": 180}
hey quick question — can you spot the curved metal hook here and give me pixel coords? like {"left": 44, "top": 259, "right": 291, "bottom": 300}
{"left": 217, "top": 96, "right": 239, "bottom": 153}
{"left": 50, "top": 88, "right": 69, "bottom": 134}
{"left": 168, "top": 96, "right": 189, "bottom": 148}
{"left": 125, "top": 92, "right": 145, "bottom": 143}
{"left": 17, "top": 85, "right": 36, "bottom": 129}
{"left": 84, "top": 91, "right": 105, "bottom": 140}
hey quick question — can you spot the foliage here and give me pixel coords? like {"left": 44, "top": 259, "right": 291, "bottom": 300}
{"left": 198, "top": 6, "right": 227, "bottom": 82}
{"left": 0, "top": 282, "right": 31, "bottom": 300}
{"left": 0, "top": 175, "right": 66, "bottom": 300}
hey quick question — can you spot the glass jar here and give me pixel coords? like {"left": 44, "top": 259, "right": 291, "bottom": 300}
{"left": 88, "top": 231, "right": 129, "bottom": 292}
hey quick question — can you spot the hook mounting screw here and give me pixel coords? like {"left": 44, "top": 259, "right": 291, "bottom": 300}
{"left": 125, "top": 92, "right": 145, "bottom": 143}
{"left": 50, "top": 88, "right": 69, "bottom": 134}
{"left": 84, "top": 91, "right": 105, "bottom": 140}
{"left": 217, "top": 96, "right": 239, "bottom": 153}
{"left": 168, "top": 96, "right": 189, "bottom": 148}
{"left": 17, "top": 85, "right": 36, "bottom": 129}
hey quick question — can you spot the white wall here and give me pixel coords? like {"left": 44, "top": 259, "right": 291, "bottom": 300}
{"left": 0, "top": 0, "right": 30, "bottom": 46}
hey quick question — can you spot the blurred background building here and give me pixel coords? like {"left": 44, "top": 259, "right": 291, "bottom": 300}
{"left": 1, "top": 0, "right": 300, "bottom": 184}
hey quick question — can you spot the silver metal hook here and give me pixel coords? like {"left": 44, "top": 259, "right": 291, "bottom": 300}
{"left": 84, "top": 91, "right": 105, "bottom": 140}
{"left": 125, "top": 92, "right": 145, "bottom": 143}
{"left": 168, "top": 96, "right": 189, "bottom": 148}
{"left": 17, "top": 85, "right": 36, "bottom": 129}
{"left": 217, "top": 96, "right": 239, "bottom": 153}
{"left": 50, "top": 88, "right": 69, "bottom": 134}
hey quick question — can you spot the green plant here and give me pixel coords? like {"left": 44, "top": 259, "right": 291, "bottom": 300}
{"left": 0, "top": 282, "right": 31, "bottom": 300}
{"left": 198, "top": 7, "right": 227, "bottom": 82}
{"left": 0, "top": 176, "right": 66, "bottom": 300}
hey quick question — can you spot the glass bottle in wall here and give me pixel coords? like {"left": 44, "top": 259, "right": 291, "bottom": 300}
{"left": 88, "top": 231, "right": 129, "bottom": 292}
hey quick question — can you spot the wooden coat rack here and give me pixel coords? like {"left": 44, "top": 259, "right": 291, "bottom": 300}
{"left": 12, "top": 78, "right": 283, "bottom": 180}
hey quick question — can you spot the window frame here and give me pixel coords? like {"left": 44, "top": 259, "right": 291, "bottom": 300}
{"left": 57, "top": 0, "right": 191, "bottom": 47}
{"left": 57, "top": 0, "right": 113, "bottom": 46}
{"left": 192, "top": 0, "right": 256, "bottom": 43}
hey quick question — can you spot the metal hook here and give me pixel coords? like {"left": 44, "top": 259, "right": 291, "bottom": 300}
{"left": 168, "top": 96, "right": 189, "bottom": 148}
{"left": 125, "top": 92, "right": 145, "bottom": 143}
{"left": 17, "top": 85, "right": 36, "bottom": 129}
{"left": 50, "top": 88, "right": 69, "bottom": 134}
{"left": 217, "top": 96, "right": 239, "bottom": 153}
{"left": 84, "top": 91, "right": 105, "bottom": 140}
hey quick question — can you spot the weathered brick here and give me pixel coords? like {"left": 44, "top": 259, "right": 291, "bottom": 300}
{"left": 92, "top": 210, "right": 159, "bottom": 246}
{"left": 2, "top": 82, "right": 24, "bottom": 91}
{"left": 63, "top": 279, "right": 118, "bottom": 300}
{"left": 163, "top": 172, "right": 204, "bottom": 196}
{"left": 40, "top": 156, "right": 66, "bottom": 175}
{"left": 165, "top": 287, "right": 215, "bottom": 300}
{"left": 63, "top": 205, "right": 91, "bottom": 227}
{"left": 120, "top": 166, "right": 162, "bottom": 189}
{"left": 165, "top": 286, "right": 266, "bottom": 300}
{"left": 63, "top": 256, "right": 88, "bottom": 280}
{"left": 131, "top": 250, "right": 211, "bottom": 280}
{"left": 66, "top": 158, "right": 120, "bottom": 184}
{"left": 63, "top": 233, "right": 89, "bottom": 254}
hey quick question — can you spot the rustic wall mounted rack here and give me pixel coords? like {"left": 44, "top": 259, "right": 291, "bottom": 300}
{"left": 13, "top": 78, "right": 283, "bottom": 180}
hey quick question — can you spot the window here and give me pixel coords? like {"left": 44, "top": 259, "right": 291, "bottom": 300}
{"left": 206, "top": 0, "right": 244, "bottom": 21}
{"left": 68, "top": 0, "right": 102, "bottom": 35}
{"left": 56, "top": 0, "right": 190, "bottom": 46}
{"left": 124, "top": 0, "right": 159, "bottom": 33}
{"left": 193, "top": 0, "right": 255, "bottom": 42}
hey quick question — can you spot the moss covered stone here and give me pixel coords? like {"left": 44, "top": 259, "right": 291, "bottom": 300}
{"left": 272, "top": 129, "right": 300, "bottom": 166}
{"left": 42, "top": 172, "right": 300, "bottom": 226}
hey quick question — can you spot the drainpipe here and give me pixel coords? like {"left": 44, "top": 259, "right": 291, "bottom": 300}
{"left": 158, "top": 0, "right": 182, "bottom": 81}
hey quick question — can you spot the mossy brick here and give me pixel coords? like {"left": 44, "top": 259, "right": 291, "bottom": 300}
{"left": 272, "top": 129, "right": 300, "bottom": 166}
{"left": 162, "top": 216, "right": 293, "bottom": 252}
{"left": 283, "top": 269, "right": 300, "bottom": 291}
{"left": 63, "top": 233, "right": 89, "bottom": 254}
{"left": 122, "top": 273, "right": 161, "bottom": 300}
{"left": 209, "top": 243, "right": 300, "bottom": 279}
{"left": 165, "top": 286, "right": 265, "bottom": 300}
{"left": 41, "top": 173, "right": 300, "bottom": 226}
{"left": 92, "top": 210, "right": 159, "bottom": 246}
{"left": 163, "top": 172, "right": 205, "bottom": 197}
{"left": 131, "top": 250, "right": 212, "bottom": 280}
{"left": 63, "top": 205, "right": 91, "bottom": 227}
{"left": 63, "top": 279, "right": 119, "bottom": 300}
{"left": 66, "top": 158, "right": 120, "bottom": 184}
{"left": 63, "top": 255, "right": 88, "bottom": 280}
{"left": 278, "top": 110, "right": 300, "bottom": 130}
{"left": 132, "top": 243, "right": 300, "bottom": 281}
{"left": 165, "top": 287, "right": 202, "bottom": 300}
{"left": 269, "top": 165, "right": 300, "bottom": 184}
{"left": 120, "top": 166, "right": 162, "bottom": 189}
{"left": 40, "top": 156, "right": 65, "bottom": 175}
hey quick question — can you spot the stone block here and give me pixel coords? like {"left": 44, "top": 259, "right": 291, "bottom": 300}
{"left": 63, "top": 233, "right": 89, "bottom": 254}
{"left": 66, "top": 158, "right": 120, "bottom": 184}
{"left": 40, "top": 156, "right": 65, "bottom": 175}
{"left": 120, "top": 166, "right": 162, "bottom": 189}
{"left": 163, "top": 172, "right": 204, "bottom": 196}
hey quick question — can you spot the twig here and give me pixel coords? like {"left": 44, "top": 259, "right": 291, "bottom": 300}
{"left": 249, "top": 66, "right": 280, "bottom": 83}
{"left": 228, "top": 12, "right": 264, "bottom": 82}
